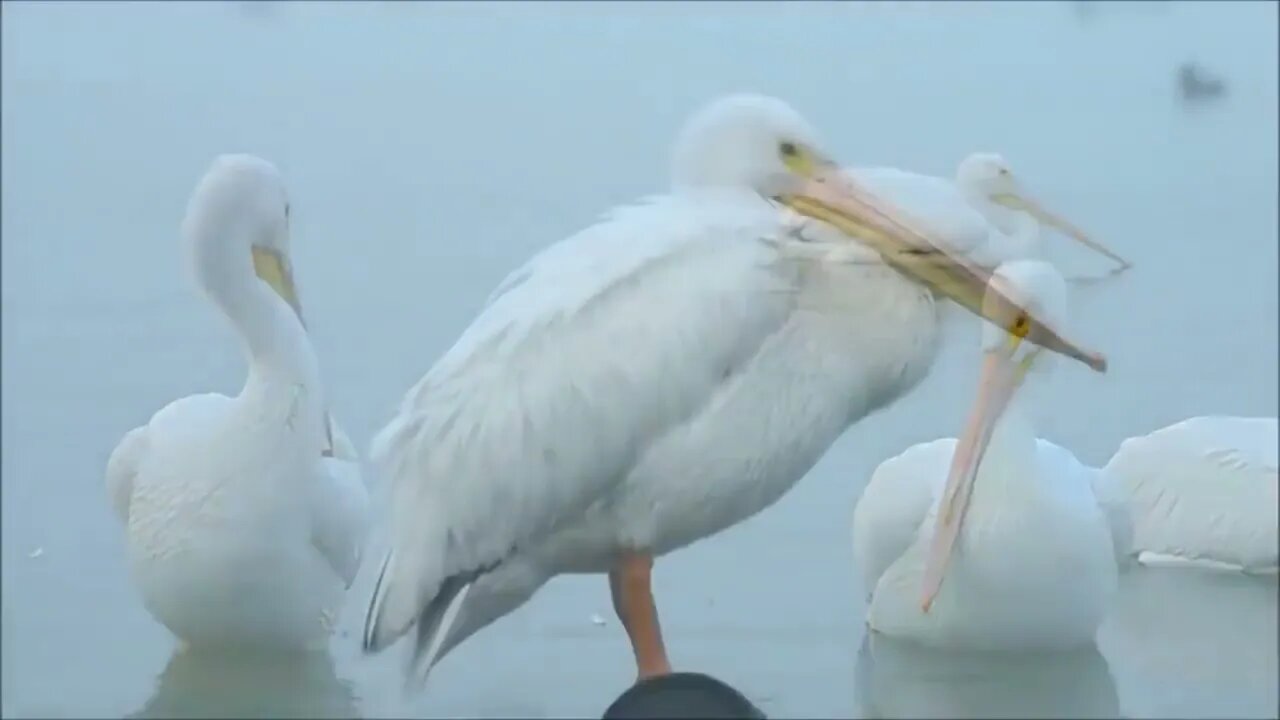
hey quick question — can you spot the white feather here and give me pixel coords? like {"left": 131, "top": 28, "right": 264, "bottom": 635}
{"left": 311, "top": 418, "right": 371, "bottom": 588}
{"left": 1102, "top": 416, "right": 1278, "bottom": 572}
{"left": 364, "top": 94, "right": 951, "bottom": 677}
{"left": 848, "top": 152, "right": 1119, "bottom": 280}
{"left": 106, "top": 155, "right": 369, "bottom": 650}
{"left": 850, "top": 166, "right": 993, "bottom": 258}
{"left": 854, "top": 261, "right": 1122, "bottom": 650}
{"left": 106, "top": 424, "right": 149, "bottom": 524}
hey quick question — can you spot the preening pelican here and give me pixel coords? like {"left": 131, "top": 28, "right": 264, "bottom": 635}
{"left": 1102, "top": 416, "right": 1278, "bottom": 573}
{"left": 850, "top": 153, "right": 1131, "bottom": 280}
{"left": 854, "top": 260, "right": 1126, "bottom": 650}
{"left": 362, "top": 94, "right": 1107, "bottom": 687}
{"left": 105, "top": 155, "right": 370, "bottom": 650}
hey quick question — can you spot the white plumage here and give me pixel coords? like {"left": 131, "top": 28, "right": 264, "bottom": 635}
{"left": 850, "top": 153, "right": 1131, "bottom": 279}
{"left": 1102, "top": 416, "right": 1278, "bottom": 572}
{"left": 105, "top": 155, "right": 370, "bottom": 650}
{"left": 362, "top": 94, "right": 1105, "bottom": 686}
{"left": 854, "top": 260, "right": 1127, "bottom": 650}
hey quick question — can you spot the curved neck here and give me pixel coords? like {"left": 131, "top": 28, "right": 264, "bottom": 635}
{"left": 970, "top": 380, "right": 1043, "bottom": 508}
{"left": 187, "top": 222, "right": 322, "bottom": 400}
{"left": 962, "top": 186, "right": 1042, "bottom": 258}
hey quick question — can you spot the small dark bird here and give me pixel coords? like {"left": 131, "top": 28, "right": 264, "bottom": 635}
{"left": 1179, "top": 62, "right": 1228, "bottom": 102}
{"left": 602, "top": 672, "right": 767, "bottom": 719}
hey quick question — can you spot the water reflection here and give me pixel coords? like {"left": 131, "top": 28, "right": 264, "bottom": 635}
{"left": 1097, "top": 566, "right": 1279, "bottom": 719}
{"left": 129, "top": 648, "right": 359, "bottom": 719}
{"left": 853, "top": 632, "right": 1120, "bottom": 719}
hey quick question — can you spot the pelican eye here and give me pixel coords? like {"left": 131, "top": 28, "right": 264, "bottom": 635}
{"left": 1011, "top": 314, "right": 1031, "bottom": 338}
{"left": 779, "top": 141, "right": 813, "bottom": 175}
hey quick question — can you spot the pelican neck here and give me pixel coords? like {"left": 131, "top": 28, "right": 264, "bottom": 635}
{"left": 970, "top": 389, "right": 1042, "bottom": 504}
{"left": 190, "top": 232, "right": 323, "bottom": 398}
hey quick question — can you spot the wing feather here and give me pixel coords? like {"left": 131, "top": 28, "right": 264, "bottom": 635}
{"left": 1103, "top": 416, "right": 1278, "bottom": 570}
{"left": 369, "top": 193, "right": 798, "bottom": 631}
{"left": 853, "top": 439, "right": 955, "bottom": 598}
{"left": 106, "top": 425, "right": 151, "bottom": 524}
{"left": 848, "top": 166, "right": 992, "bottom": 258}
{"left": 310, "top": 416, "right": 371, "bottom": 588}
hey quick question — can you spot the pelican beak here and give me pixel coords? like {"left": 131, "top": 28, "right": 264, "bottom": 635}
{"left": 919, "top": 345, "right": 1033, "bottom": 613}
{"left": 776, "top": 164, "right": 1107, "bottom": 374}
{"left": 251, "top": 246, "right": 306, "bottom": 324}
{"left": 992, "top": 189, "right": 1132, "bottom": 272}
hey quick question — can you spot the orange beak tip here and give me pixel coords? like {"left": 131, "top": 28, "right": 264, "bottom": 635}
{"left": 1089, "top": 352, "right": 1109, "bottom": 374}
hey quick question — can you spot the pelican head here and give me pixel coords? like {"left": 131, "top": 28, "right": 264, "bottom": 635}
{"left": 668, "top": 94, "right": 1106, "bottom": 373}
{"left": 182, "top": 154, "right": 304, "bottom": 323}
{"left": 670, "top": 93, "right": 826, "bottom": 192}
{"left": 956, "top": 152, "right": 1130, "bottom": 272}
{"left": 977, "top": 259, "right": 1069, "bottom": 375}
{"left": 919, "top": 259, "right": 1071, "bottom": 611}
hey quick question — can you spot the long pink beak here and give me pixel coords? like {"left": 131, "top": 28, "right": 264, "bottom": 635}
{"left": 780, "top": 167, "right": 1107, "bottom": 376}
{"left": 919, "top": 350, "right": 1028, "bottom": 612}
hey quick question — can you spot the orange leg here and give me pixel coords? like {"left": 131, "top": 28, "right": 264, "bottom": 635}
{"left": 608, "top": 549, "right": 672, "bottom": 681}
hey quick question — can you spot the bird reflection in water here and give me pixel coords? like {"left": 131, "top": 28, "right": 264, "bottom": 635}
{"left": 853, "top": 632, "right": 1120, "bottom": 719}
{"left": 129, "top": 647, "right": 359, "bottom": 719}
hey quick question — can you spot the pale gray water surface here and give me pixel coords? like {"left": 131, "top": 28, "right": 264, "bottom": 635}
{"left": 2, "top": 1, "right": 1277, "bottom": 718}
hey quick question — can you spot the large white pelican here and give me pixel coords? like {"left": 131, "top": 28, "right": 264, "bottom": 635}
{"left": 105, "top": 155, "right": 370, "bottom": 650}
{"left": 1102, "top": 416, "right": 1278, "bottom": 573}
{"left": 362, "top": 94, "right": 1107, "bottom": 687}
{"left": 854, "top": 260, "right": 1127, "bottom": 650}
{"left": 850, "top": 153, "right": 1131, "bottom": 279}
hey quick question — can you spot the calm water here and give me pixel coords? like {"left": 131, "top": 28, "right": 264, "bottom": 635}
{"left": 2, "top": 2, "right": 1276, "bottom": 718}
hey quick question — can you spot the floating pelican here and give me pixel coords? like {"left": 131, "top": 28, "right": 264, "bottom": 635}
{"left": 362, "top": 94, "right": 1107, "bottom": 687}
{"left": 1102, "top": 416, "right": 1278, "bottom": 573}
{"left": 105, "top": 155, "right": 370, "bottom": 650}
{"left": 854, "top": 260, "right": 1126, "bottom": 650}
{"left": 850, "top": 153, "right": 1131, "bottom": 281}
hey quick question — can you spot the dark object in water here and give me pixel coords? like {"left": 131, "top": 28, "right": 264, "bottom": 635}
{"left": 1179, "top": 63, "right": 1227, "bottom": 101}
{"left": 602, "top": 672, "right": 767, "bottom": 719}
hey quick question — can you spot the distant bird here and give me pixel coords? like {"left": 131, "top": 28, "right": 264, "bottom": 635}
{"left": 106, "top": 155, "right": 370, "bottom": 651}
{"left": 850, "top": 152, "right": 1131, "bottom": 281}
{"left": 1102, "top": 416, "right": 1278, "bottom": 573}
{"left": 1179, "top": 63, "right": 1228, "bottom": 102}
{"left": 854, "top": 260, "right": 1125, "bottom": 650}
{"left": 360, "top": 93, "right": 1108, "bottom": 689}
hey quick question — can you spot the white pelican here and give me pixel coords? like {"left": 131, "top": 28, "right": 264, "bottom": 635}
{"left": 854, "top": 260, "right": 1127, "bottom": 650}
{"left": 105, "top": 155, "right": 370, "bottom": 650}
{"left": 361, "top": 94, "right": 1107, "bottom": 687}
{"left": 1102, "top": 416, "right": 1278, "bottom": 573}
{"left": 850, "top": 153, "right": 1131, "bottom": 280}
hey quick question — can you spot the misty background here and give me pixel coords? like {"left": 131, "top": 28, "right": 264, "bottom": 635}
{"left": 2, "top": 2, "right": 1276, "bottom": 717}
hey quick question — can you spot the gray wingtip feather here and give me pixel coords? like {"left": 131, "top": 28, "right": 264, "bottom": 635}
{"left": 363, "top": 551, "right": 396, "bottom": 653}
{"left": 404, "top": 578, "right": 472, "bottom": 692}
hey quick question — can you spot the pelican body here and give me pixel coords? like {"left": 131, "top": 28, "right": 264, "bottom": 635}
{"left": 105, "top": 156, "right": 370, "bottom": 650}
{"left": 850, "top": 153, "right": 1130, "bottom": 280}
{"left": 854, "top": 261, "right": 1126, "bottom": 650}
{"left": 362, "top": 95, "right": 1107, "bottom": 686}
{"left": 1103, "top": 416, "right": 1278, "bottom": 572}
